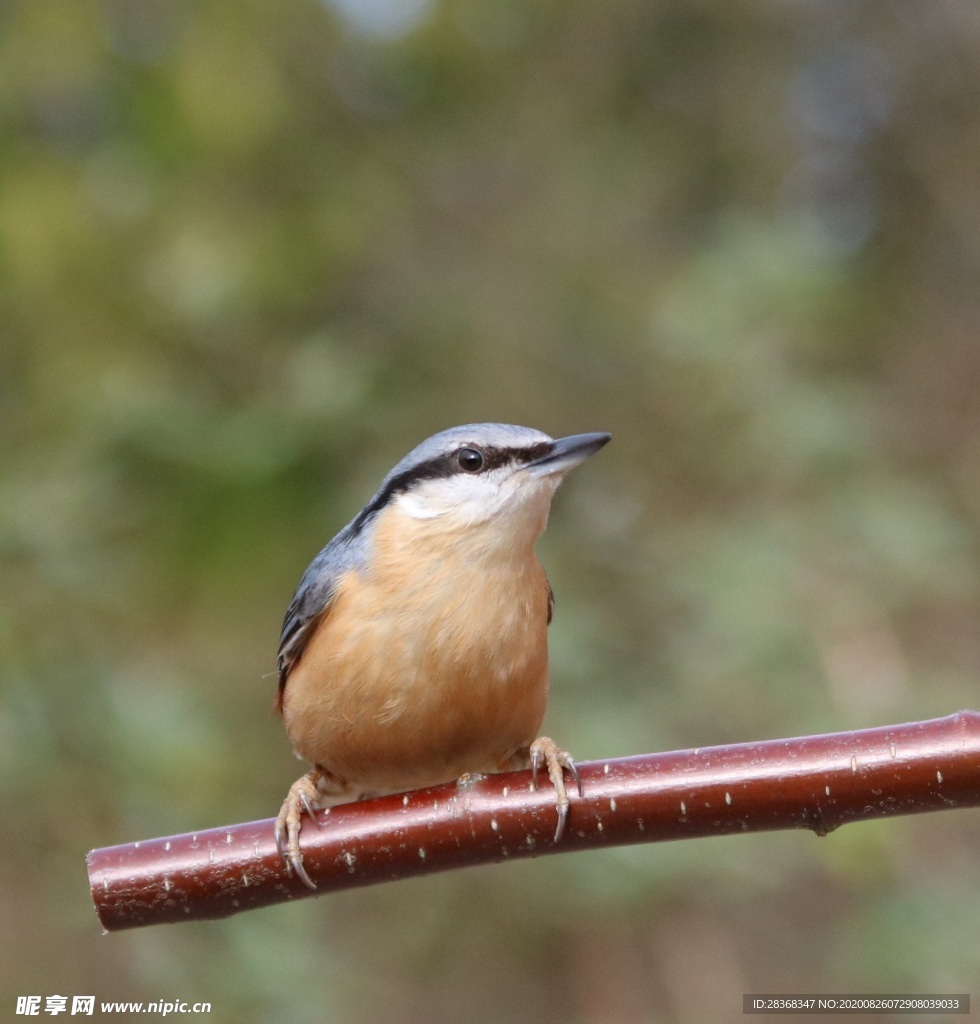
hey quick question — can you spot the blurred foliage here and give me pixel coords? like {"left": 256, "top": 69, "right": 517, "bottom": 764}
{"left": 1, "top": 0, "right": 979, "bottom": 1021}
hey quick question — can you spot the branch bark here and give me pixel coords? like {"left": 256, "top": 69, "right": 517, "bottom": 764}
{"left": 87, "top": 711, "right": 980, "bottom": 932}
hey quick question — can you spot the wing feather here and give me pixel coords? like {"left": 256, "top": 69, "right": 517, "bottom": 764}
{"left": 275, "top": 525, "right": 367, "bottom": 709}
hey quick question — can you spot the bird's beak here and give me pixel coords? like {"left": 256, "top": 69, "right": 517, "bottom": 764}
{"left": 526, "top": 432, "right": 611, "bottom": 478}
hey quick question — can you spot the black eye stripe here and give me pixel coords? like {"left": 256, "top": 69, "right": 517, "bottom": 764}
{"left": 350, "top": 440, "right": 556, "bottom": 534}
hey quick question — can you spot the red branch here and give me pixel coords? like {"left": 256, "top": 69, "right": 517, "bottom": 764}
{"left": 87, "top": 711, "right": 980, "bottom": 931}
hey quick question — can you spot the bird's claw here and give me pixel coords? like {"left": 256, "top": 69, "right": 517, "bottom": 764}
{"left": 275, "top": 771, "right": 322, "bottom": 890}
{"left": 529, "top": 736, "right": 582, "bottom": 842}
{"left": 300, "top": 789, "right": 322, "bottom": 826}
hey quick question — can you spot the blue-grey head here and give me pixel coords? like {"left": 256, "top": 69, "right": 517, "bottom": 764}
{"left": 352, "top": 423, "right": 611, "bottom": 540}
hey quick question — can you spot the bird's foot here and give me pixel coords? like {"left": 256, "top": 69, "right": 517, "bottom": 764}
{"left": 529, "top": 736, "right": 583, "bottom": 842}
{"left": 275, "top": 769, "right": 325, "bottom": 890}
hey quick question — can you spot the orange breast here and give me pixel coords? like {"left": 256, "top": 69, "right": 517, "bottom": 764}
{"left": 281, "top": 507, "right": 552, "bottom": 795}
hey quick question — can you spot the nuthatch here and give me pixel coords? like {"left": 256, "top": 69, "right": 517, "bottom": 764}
{"left": 274, "top": 422, "right": 610, "bottom": 888}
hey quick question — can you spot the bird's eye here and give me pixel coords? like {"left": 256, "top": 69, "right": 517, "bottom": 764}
{"left": 457, "top": 447, "right": 484, "bottom": 472}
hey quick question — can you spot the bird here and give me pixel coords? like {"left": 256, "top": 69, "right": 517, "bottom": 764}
{"left": 273, "top": 422, "right": 610, "bottom": 888}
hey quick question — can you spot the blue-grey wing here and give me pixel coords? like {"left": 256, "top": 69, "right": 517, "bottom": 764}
{"left": 275, "top": 525, "right": 365, "bottom": 706}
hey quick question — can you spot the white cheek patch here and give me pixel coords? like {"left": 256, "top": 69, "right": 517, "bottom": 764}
{"left": 397, "top": 489, "right": 448, "bottom": 520}
{"left": 396, "top": 471, "right": 510, "bottom": 522}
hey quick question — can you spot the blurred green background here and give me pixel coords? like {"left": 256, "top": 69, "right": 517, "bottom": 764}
{"left": 2, "top": 0, "right": 979, "bottom": 1021}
